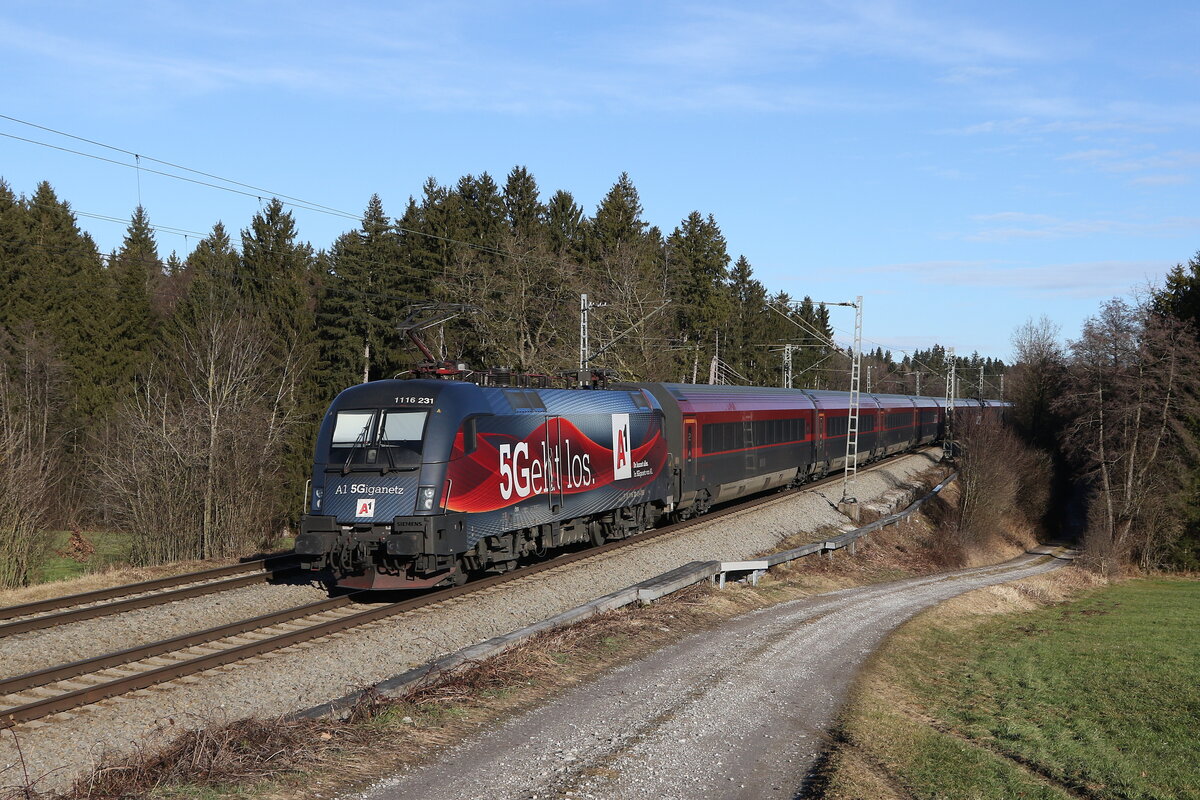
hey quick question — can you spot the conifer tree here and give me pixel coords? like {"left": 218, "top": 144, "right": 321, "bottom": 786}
{"left": 239, "top": 200, "right": 318, "bottom": 511}
{"left": 584, "top": 174, "right": 670, "bottom": 379}
{"left": 503, "top": 166, "right": 544, "bottom": 239}
{"left": 24, "top": 182, "right": 114, "bottom": 425}
{"left": 108, "top": 206, "right": 161, "bottom": 391}
{"left": 239, "top": 199, "right": 315, "bottom": 346}
{"left": 667, "top": 211, "right": 732, "bottom": 356}
{"left": 0, "top": 180, "right": 31, "bottom": 329}
{"left": 317, "top": 195, "right": 406, "bottom": 392}
{"left": 727, "top": 255, "right": 770, "bottom": 383}
{"left": 545, "top": 189, "right": 586, "bottom": 262}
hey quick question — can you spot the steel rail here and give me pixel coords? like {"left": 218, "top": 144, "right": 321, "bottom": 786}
{"left": 0, "top": 562, "right": 301, "bottom": 638}
{"left": 0, "top": 450, "right": 938, "bottom": 728}
{"left": 0, "top": 555, "right": 295, "bottom": 621}
{"left": 0, "top": 595, "right": 359, "bottom": 697}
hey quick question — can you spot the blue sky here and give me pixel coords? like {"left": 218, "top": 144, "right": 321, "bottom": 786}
{"left": 2, "top": 1, "right": 1198, "bottom": 365}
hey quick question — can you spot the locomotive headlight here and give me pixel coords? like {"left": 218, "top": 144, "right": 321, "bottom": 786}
{"left": 313, "top": 487, "right": 323, "bottom": 510}
{"left": 417, "top": 485, "right": 438, "bottom": 512}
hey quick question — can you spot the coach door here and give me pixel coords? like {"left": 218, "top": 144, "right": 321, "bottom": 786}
{"left": 816, "top": 412, "right": 826, "bottom": 463}
{"left": 546, "top": 415, "right": 565, "bottom": 512}
{"left": 684, "top": 418, "right": 698, "bottom": 487}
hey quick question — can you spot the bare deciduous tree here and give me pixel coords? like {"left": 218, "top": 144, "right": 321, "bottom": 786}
{"left": 954, "top": 413, "right": 1052, "bottom": 555}
{"left": 1058, "top": 299, "right": 1200, "bottom": 572}
{"left": 91, "top": 297, "right": 303, "bottom": 565}
{"left": 0, "top": 332, "right": 66, "bottom": 587}
{"left": 1008, "top": 316, "right": 1067, "bottom": 449}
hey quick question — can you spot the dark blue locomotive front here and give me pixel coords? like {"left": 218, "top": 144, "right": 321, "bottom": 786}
{"left": 296, "top": 379, "right": 671, "bottom": 589}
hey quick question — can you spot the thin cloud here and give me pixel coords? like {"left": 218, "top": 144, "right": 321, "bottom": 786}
{"left": 857, "top": 259, "right": 1168, "bottom": 299}
{"left": 628, "top": 1, "right": 1047, "bottom": 73}
{"left": 960, "top": 213, "right": 1200, "bottom": 242}
{"left": 1131, "top": 174, "right": 1190, "bottom": 186}
{"left": 1058, "top": 149, "right": 1124, "bottom": 162}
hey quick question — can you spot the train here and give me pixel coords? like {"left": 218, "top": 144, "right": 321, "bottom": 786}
{"left": 295, "top": 378, "right": 1005, "bottom": 589}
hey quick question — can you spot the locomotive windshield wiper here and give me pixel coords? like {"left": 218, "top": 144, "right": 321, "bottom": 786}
{"left": 341, "top": 424, "right": 373, "bottom": 476}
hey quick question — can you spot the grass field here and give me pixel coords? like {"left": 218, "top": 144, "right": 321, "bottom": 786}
{"left": 36, "top": 529, "right": 133, "bottom": 583}
{"left": 823, "top": 575, "right": 1200, "bottom": 800}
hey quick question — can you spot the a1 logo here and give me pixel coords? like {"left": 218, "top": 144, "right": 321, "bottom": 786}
{"left": 356, "top": 498, "right": 376, "bottom": 517}
{"left": 612, "top": 413, "right": 631, "bottom": 480}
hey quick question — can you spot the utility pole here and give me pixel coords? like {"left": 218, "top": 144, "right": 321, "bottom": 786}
{"left": 906, "top": 371, "right": 921, "bottom": 396}
{"left": 782, "top": 344, "right": 794, "bottom": 389}
{"left": 579, "top": 293, "right": 610, "bottom": 383}
{"left": 579, "top": 293, "right": 589, "bottom": 376}
{"left": 1000, "top": 373, "right": 1004, "bottom": 401}
{"left": 708, "top": 331, "right": 721, "bottom": 385}
{"left": 866, "top": 364, "right": 873, "bottom": 393}
{"left": 979, "top": 365, "right": 984, "bottom": 400}
{"left": 944, "top": 348, "right": 956, "bottom": 460}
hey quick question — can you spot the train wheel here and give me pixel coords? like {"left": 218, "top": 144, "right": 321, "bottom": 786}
{"left": 450, "top": 557, "right": 469, "bottom": 587}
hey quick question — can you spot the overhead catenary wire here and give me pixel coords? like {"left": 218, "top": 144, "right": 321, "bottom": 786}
{"left": 0, "top": 119, "right": 595, "bottom": 278}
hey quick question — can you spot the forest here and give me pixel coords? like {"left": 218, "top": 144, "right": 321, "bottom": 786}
{"left": 0, "top": 166, "right": 1194, "bottom": 586}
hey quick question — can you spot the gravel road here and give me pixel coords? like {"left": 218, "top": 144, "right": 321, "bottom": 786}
{"left": 353, "top": 551, "right": 1069, "bottom": 800}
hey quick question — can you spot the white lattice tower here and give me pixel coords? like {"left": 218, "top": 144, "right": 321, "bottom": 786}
{"left": 842, "top": 296, "right": 863, "bottom": 504}
{"left": 944, "top": 347, "right": 956, "bottom": 459}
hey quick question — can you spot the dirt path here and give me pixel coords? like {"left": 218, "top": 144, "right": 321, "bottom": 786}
{"left": 351, "top": 551, "right": 1070, "bottom": 800}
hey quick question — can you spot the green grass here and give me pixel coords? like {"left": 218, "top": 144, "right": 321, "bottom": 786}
{"left": 31, "top": 532, "right": 296, "bottom": 586}
{"left": 832, "top": 579, "right": 1200, "bottom": 800}
{"left": 36, "top": 529, "right": 133, "bottom": 583}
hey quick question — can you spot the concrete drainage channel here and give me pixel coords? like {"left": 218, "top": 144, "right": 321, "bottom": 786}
{"left": 298, "top": 471, "right": 969, "bottom": 721}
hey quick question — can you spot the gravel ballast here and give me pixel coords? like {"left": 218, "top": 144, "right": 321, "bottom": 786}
{"left": 0, "top": 450, "right": 940, "bottom": 792}
{"left": 0, "top": 580, "right": 331, "bottom": 677}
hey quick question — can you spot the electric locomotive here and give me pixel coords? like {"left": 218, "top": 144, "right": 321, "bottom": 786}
{"left": 295, "top": 379, "right": 671, "bottom": 589}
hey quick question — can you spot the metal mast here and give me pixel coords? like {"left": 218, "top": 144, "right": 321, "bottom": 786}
{"left": 944, "top": 347, "right": 956, "bottom": 460}
{"left": 579, "top": 293, "right": 589, "bottom": 377}
{"left": 842, "top": 295, "right": 863, "bottom": 504}
{"left": 782, "top": 344, "right": 795, "bottom": 388}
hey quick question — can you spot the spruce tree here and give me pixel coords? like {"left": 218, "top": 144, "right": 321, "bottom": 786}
{"left": 545, "top": 189, "right": 586, "bottom": 262}
{"left": 666, "top": 211, "right": 732, "bottom": 355}
{"left": 727, "top": 254, "right": 769, "bottom": 383}
{"left": 108, "top": 206, "right": 161, "bottom": 391}
{"left": 239, "top": 200, "right": 318, "bottom": 514}
{"left": 316, "top": 195, "right": 406, "bottom": 393}
{"left": 0, "top": 180, "right": 31, "bottom": 329}
{"left": 503, "top": 166, "right": 544, "bottom": 239}
{"left": 239, "top": 199, "right": 315, "bottom": 345}
{"left": 24, "top": 182, "right": 114, "bottom": 424}
{"left": 589, "top": 172, "right": 648, "bottom": 256}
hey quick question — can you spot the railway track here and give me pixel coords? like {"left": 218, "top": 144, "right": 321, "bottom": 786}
{"left": 0, "top": 453, "right": 941, "bottom": 729}
{"left": 0, "top": 556, "right": 301, "bottom": 638}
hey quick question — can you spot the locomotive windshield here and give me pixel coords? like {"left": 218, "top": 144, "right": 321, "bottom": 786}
{"left": 379, "top": 411, "right": 426, "bottom": 446}
{"left": 331, "top": 411, "right": 375, "bottom": 445}
{"left": 328, "top": 409, "right": 427, "bottom": 468}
